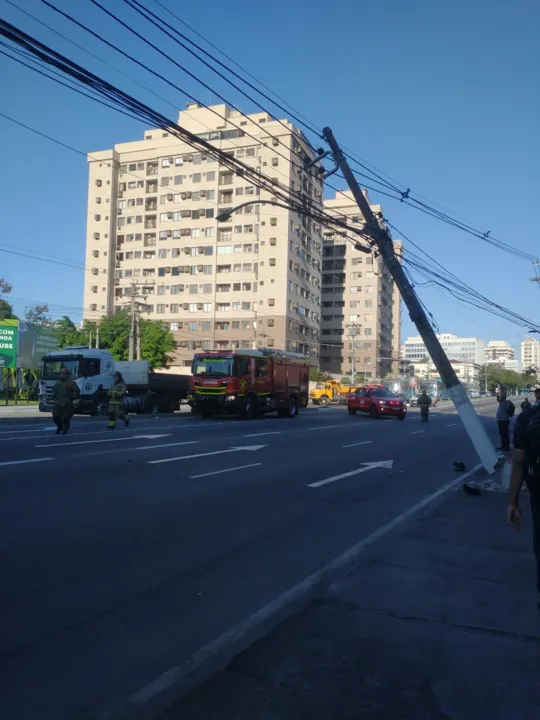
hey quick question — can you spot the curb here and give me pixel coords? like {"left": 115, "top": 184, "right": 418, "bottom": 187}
{"left": 96, "top": 463, "right": 482, "bottom": 720}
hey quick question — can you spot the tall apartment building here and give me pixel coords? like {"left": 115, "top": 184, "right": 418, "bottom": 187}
{"left": 402, "top": 333, "right": 485, "bottom": 366}
{"left": 320, "top": 190, "right": 402, "bottom": 380}
{"left": 83, "top": 103, "right": 323, "bottom": 369}
{"left": 521, "top": 337, "right": 540, "bottom": 378}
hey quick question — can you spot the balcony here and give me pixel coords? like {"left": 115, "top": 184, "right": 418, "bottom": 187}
{"left": 145, "top": 216, "right": 157, "bottom": 229}
{"left": 145, "top": 198, "right": 157, "bottom": 211}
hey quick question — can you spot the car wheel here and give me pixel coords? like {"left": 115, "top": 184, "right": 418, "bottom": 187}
{"left": 348, "top": 407, "right": 357, "bottom": 415}
{"left": 369, "top": 404, "right": 379, "bottom": 418}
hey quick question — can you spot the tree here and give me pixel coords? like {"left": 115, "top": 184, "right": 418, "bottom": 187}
{"left": 0, "top": 278, "right": 15, "bottom": 321}
{"left": 54, "top": 316, "right": 87, "bottom": 348}
{"left": 24, "top": 303, "right": 52, "bottom": 326}
{"left": 309, "top": 367, "right": 326, "bottom": 382}
{"left": 139, "top": 316, "right": 176, "bottom": 370}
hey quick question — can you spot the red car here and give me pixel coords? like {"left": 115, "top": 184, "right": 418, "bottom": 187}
{"left": 347, "top": 385, "right": 407, "bottom": 421}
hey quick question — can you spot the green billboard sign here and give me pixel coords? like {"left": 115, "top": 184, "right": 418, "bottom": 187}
{"left": 0, "top": 319, "right": 18, "bottom": 369}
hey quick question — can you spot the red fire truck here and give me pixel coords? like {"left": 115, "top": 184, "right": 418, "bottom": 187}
{"left": 189, "top": 348, "right": 310, "bottom": 419}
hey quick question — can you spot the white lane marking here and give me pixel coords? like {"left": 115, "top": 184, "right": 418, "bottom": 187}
{"left": 0, "top": 421, "right": 223, "bottom": 440}
{"left": 136, "top": 441, "right": 198, "bottom": 451}
{"left": 409, "top": 430, "right": 424, "bottom": 435}
{"left": 148, "top": 445, "right": 267, "bottom": 465}
{"left": 243, "top": 431, "right": 282, "bottom": 438}
{"left": 309, "top": 460, "right": 394, "bottom": 488}
{"left": 446, "top": 423, "right": 456, "bottom": 427}
{"left": 0, "top": 426, "right": 56, "bottom": 436}
{"left": 0, "top": 457, "right": 53, "bottom": 467}
{"left": 35, "top": 433, "right": 173, "bottom": 448}
{"left": 342, "top": 440, "right": 373, "bottom": 448}
{"left": 308, "top": 423, "right": 354, "bottom": 431}
{"left": 190, "top": 462, "right": 262, "bottom": 479}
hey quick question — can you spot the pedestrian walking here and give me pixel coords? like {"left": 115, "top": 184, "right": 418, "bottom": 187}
{"left": 52, "top": 367, "right": 80, "bottom": 434}
{"left": 507, "top": 401, "right": 540, "bottom": 609}
{"left": 107, "top": 371, "right": 129, "bottom": 429}
{"left": 496, "top": 392, "right": 515, "bottom": 451}
{"left": 417, "top": 390, "right": 432, "bottom": 423}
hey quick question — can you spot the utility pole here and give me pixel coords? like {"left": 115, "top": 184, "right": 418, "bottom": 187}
{"left": 347, "top": 322, "right": 361, "bottom": 385}
{"left": 88, "top": 329, "right": 93, "bottom": 349}
{"left": 323, "top": 127, "right": 498, "bottom": 473}
{"left": 129, "top": 290, "right": 136, "bottom": 362}
{"left": 136, "top": 311, "right": 141, "bottom": 361}
{"left": 95, "top": 324, "right": 100, "bottom": 349}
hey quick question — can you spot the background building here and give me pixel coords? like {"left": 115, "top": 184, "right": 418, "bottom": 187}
{"left": 521, "top": 337, "right": 540, "bottom": 380}
{"left": 320, "top": 190, "right": 401, "bottom": 380}
{"left": 485, "top": 340, "right": 516, "bottom": 364}
{"left": 413, "top": 359, "right": 481, "bottom": 386}
{"left": 401, "top": 333, "right": 485, "bottom": 366}
{"left": 83, "top": 103, "right": 323, "bottom": 369}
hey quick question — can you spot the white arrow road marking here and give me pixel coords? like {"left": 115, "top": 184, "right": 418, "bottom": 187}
{"left": 342, "top": 440, "right": 373, "bottom": 448}
{"left": 308, "top": 460, "right": 394, "bottom": 488}
{"left": 0, "top": 457, "right": 53, "bottom": 467}
{"left": 148, "top": 445, "right": 267, "bottom": 465}
{"left": 35, "top": 434, "right": 173, "bottom": 448}
{"left": 190, "top": 462, "right": 262, "bottom": 479}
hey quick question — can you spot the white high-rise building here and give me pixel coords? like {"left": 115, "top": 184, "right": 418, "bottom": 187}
{"left": 521, "top": 337, "right": 540, "bottom": 380}
{"left": 83, "top": 103, "right": 324, "bottom": 369}
{"left": 485, "top": 340, "right": 516, "bottom": 364}
{"left": 401, "top": 333, "right": 485, "bottom": 366}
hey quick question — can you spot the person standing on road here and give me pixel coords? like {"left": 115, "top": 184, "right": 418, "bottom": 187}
{"left": 534, "top": 388, "right": 540, "bottom": 407}
{"left": 107, "top": 371, "right": 129, "bottom": 430}
{"left": 417, "top": 390, "right": 432, "bottom": 423}
{"left": 52, "top": 368, "right": 80, "bottom": 435}
{"left": 507, "top": 402, "right": 540, "bottom": 609}
{"left": 496, "top": 392, "right": 514, "bottom": 451}
{"left": 521, "top": 398, "right": 532, "bottom": 411}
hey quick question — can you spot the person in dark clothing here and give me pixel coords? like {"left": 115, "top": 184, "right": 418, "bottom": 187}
{"left": 507, "top": 405, "right": 540, "bottom": 608}
{"left": 496, "top": 392, "right": 512, "bottom": 451}
{"left": 417, "top": 390, "right": 432, "bottom": 423}
{"left": 52, "top": 368, "right": 80, "bottom": 434}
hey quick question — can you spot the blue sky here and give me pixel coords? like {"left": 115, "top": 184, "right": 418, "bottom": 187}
{"left": 1, "top": 0, "right": 538, "bottom": 353}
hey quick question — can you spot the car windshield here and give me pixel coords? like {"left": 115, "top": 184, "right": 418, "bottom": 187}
{"left": 315, "top": 383, "right": 325, "bottom": 389}
{"left": 42, "top": 358, "right": 79, "bottom": 380}
{"left": 192, "top": 356, "right": 233, "bottom": 378}
{"left": 371, "top": 388, "right": 397, "bottom": 398}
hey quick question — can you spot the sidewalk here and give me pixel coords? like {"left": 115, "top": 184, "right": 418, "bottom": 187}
{"left": 164, "top": 488, "right": 540, "bottom": 720}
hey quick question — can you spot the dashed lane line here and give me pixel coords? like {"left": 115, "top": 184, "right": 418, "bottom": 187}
{"left": 190, "top": 463, "right": 262, "bottom": 479}
{"left": 342, "top": 440, "right": 373, "bottom": 448}
{"left": 0, "top": 457, "right": 53, "bottom": 467}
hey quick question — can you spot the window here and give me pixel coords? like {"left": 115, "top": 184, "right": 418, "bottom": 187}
{"left": 156, "top": 304, "right": 166, "bottom": 314}
{"left": 271, "top": 158, "right": 278, "bottom": 166}
{"left": 268, "top": 298, "right": 275, "bottom": 306}
{"left": 269, "top": 258, "right": 276, "bottom": 266}
{"left": 365, "top": 299, "right": 373, "bottom": 308}
{"left": 365, "top": 285, "right": 373, "bottom": 294}
{"left": 269, "top": 237, "right": 277, "bottom": 246}
{"left": 270, "top": 217, "right": 277, "bottom": 226}
{"left": 192, "top": 173, "right": 201, "bottom": 183}
{"left": 206, "top": 171, "right": 216, "bottom": 181}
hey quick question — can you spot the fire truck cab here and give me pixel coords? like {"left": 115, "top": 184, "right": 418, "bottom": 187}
{"left": 190, "top": 348, "right": 309, "bottom": 419}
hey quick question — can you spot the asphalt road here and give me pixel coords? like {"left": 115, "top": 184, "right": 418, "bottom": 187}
{"left": 0, "top": 399, "right": 500, "bottom": 720}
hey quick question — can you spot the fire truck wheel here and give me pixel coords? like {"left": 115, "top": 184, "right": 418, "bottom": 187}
{"left": 241, "top": 395, "right": 256, "bottom": 420}
{"left": 278, "top": 396, "right": 298, "bottom": 418}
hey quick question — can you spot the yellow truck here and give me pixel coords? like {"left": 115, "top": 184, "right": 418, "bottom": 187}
{"left": 309, "top": 380, "right": 358, "bottom": 406}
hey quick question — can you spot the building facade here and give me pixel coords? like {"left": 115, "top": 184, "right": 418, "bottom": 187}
{"left": 485, "top": 340, "right": 516, "bottom": 364}
{"left": 521, "top": 337, "right": 540, "bottom": 379}
{"left": 319, "top": 190, "right": 402, "bottom": 380}
{"left": 401, "top": 333, "right": 485, "bottom": 366}
{"left": 83, "top": 103, "right": 323, "bottom": 369}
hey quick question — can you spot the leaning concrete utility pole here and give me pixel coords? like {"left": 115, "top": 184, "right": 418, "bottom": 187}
{"left": 323, "top": 127, "right": 498, "bottom": 473}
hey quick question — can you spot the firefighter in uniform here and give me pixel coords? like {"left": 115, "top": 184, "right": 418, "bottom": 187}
{"left": 52, "top": 367, "right": 80, "bottom": 434}
{"left": 417, "top": 390, "right": 432, "bottom": 423}
{"left": 107, "top": 371, "right": 129, "bottom": 429}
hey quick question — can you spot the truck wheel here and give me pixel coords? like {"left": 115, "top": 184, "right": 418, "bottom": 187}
{"left": 278, "top": 396, "right": 298, "bottom": 418}
{"left": 144, "top": 399, "right": 158, "bottom": 414}
{"left": 319, "top": 395, "right": 329, "bottom": 407}
{"left": 348, "top": 408, "right": 357, "bottom": 415}
{"left": 240, "top": 395, "right": 256, "bottom": 420}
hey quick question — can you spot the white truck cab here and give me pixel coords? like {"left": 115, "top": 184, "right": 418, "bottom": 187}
{"left": 39, "top": 347, "right": 117, "bottom": 415}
